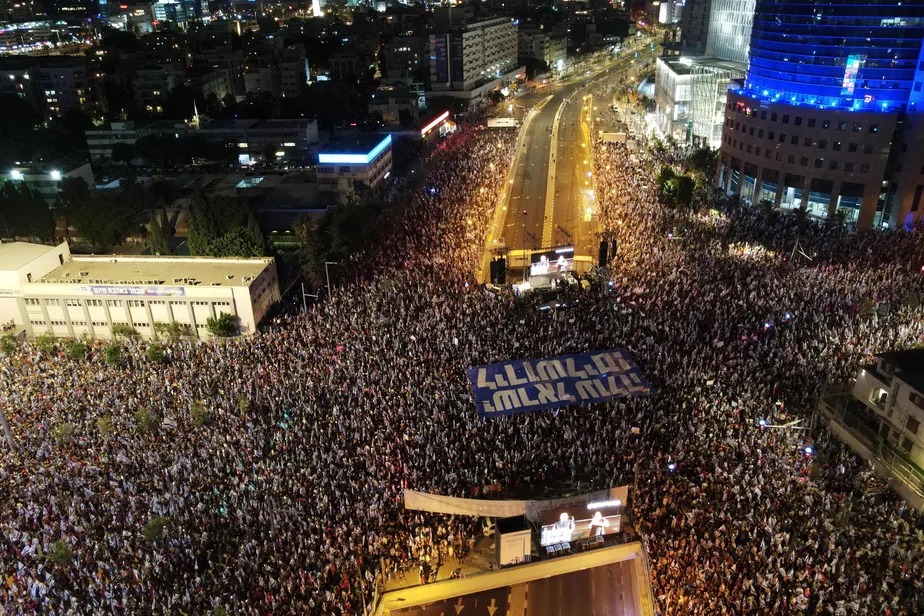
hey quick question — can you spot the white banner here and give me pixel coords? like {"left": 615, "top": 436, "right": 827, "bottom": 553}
{"left": 403, "top": 485, "right": 631, "bottom": 519}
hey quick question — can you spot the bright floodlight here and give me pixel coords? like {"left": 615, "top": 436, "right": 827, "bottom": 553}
{"left": 759, "top": 419, "right": 767, "bottom": 427}
{"left": 804, "top": 446, "right": 813, "bottom": 455}
{"left": 614, "top": 499, "right": 621, "bottom": 507}
{"left": 9, "top": 169, "right": 22, "bottom": 180}
{"left": 667, "top": 463, "right": 676, "bottom": 471}
{"left": 50, "top": 170, "right": 62, "bottom": 181}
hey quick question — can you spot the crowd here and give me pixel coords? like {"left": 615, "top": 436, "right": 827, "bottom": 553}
{"left": 0, "top": 103, "right": 922, "bottom": 616}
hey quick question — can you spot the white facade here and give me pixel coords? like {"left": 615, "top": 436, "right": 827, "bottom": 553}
{"left": 430, "top": 17, "right": 518, "bottom": 93}
{"left": 705, "top": 0, "right": 756, "bottom": 65}
{"left": 316, "top": 135, "right": 393, "bottom": 202}
{"left": 0, "top": 242, "right": 280, "bottom": 339}
{"left": 518, "top": 29, "right": 567, "bottom": 72}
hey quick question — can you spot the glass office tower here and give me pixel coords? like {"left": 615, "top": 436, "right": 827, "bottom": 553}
{"left": 719, "top": 0, "right": 924, "bottom": 230}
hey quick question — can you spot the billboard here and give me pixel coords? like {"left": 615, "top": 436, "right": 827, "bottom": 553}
{"left": 487, "top": 117, "right": 520, "bottom": 128}
{"left": 539, "top": 497, "right": 623, "bottom": 547}
{"left": 841, "top": 55, "right": 865, "bottom": 96}
{"left": 468, "top": 349, "right": 652, "bottom": 417}
{"left": 86, "top": 285, "right": 186, "bottom": 297}
{"left": 530, "top": 246, "right": 573, "bottom": 276}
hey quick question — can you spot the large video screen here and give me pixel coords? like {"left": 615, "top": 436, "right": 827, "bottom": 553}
{"left": 539, "top": 499, "right": 622, "bottom": 547}
{"left": 530, "top": 246, "right": 574, "bottom": 277}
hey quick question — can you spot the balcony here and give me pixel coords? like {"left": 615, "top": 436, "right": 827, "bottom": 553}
{"left": 820, "top": 388, "right": 924, "bottom": 507}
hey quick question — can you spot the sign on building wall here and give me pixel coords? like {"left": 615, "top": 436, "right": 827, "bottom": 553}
{"left": 468, "top": 349, "right": 652, "bottom": 418}
{"left": 84, "top": 285, "right": 187, "bottom": 297}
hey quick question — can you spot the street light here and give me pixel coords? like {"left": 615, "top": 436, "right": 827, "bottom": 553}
{"left": 324, "top": 261, "right": 338, "bottom": 298}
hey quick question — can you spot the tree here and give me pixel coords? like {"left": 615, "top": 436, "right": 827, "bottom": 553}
{"left": 676, "top": 176, "right": 695, "bottom": 210}
{"left": 54, "top": 176, "right": 91, "bottom": 242}
{"left": 686, "top": 147, "right": 717, "bottom": 182}
{"left": 134, "top": 408, "right": 157, "bottom": 433}
{"left": 111, "top": 323, "right": 139, "bottom": 338}
{"left": 96, "top": 414, "right": 114, "bottom": 436}
{"left": 46, "top": 540, "right": 73, "bottom": 567}
{"left": 52, "top": 422, "right": 75, "bottom": 445}
{"left": 71, "top": 191, "right": 143, "bottom": 251}
{"left": 0, "top": 182, "right": 55, "bottom": 242}
{"left": 153, "top": 321, "right": 188, "bottom": 339}
{"left": 148, "top": 209, "right": 174, "bottom": 255}
{"left": 189, "top": 400, "right": 211, "bottom": 427}
{"left": 141, "top": 516, "right": 169, "bottom": 542}
{"left": 146, "top": 343, "right": 166, "bottom": 364}
{"left": 206, "top": 226, "right": 265, "bottom": 258}
{"left": 206, "top": 312, "right": 238, "bottom": 337}
{"left": 104, "top": 343, "right": 123, "bottom": 366}
{"left": 67, "top": 340, "right": 88, "bottom": 360}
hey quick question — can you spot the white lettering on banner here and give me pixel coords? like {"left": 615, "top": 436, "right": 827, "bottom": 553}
{"left": 477, "top": 368, "right": 497, "bottom": 391}
{"left": 504, "top": 364, "right": 528, "bottom": 386}
{"left": 536, "top": 359, "right": 565, "bottom": 381}
{"left": 566, "top": 358, "right": 588, "bottom": 379}
{"left": 517, "top": 387, "right": 539, "bottom": 406}
{"left": 535, "top": 383, "right": 557, "bottom": 404}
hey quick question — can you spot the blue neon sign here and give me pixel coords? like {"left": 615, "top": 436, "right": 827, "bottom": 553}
{"left": 318, "top": 135, "right": 392, "bottom": 165}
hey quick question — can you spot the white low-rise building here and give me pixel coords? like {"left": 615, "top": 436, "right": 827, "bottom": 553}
{"left": 0, "top": 241, "right": 280, "bottom": 339}
{"left": 820, "top": 349, "right": 924, "bottom": 511}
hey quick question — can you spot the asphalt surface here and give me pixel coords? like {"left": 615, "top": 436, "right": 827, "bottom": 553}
{"left": 390, "top": 560, "right": 637, "bottom": 616}
{"left": 495, "top": 46, "right": 655, "bottom": 272}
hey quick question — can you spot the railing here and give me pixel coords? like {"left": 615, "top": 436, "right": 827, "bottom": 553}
{"left": 820, "top": 389, "right": 924, "bottom": 499}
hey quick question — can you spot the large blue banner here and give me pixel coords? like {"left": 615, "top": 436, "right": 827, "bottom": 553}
{"left": 468, "top": 349, "right": 652, "bottom": 418}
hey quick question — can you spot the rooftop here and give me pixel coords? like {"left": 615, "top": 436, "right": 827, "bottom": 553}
{"left": 318, "top": 134, "right": 392, "bottom": 164}
{"left": 0, "top": 242, "right": 60, "bottom": 272}
{"left": 660, "top": 55, "right": 745, "bottom": 76}
{"left": 37, "top": 255, "right": 273, "bottom": 288}
{"left": 877, "top": 349, "right": 924, "bottom": 393}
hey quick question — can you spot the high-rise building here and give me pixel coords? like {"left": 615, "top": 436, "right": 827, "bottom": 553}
{"left": 705, "top": 0, "right": 756, "bottom": 64}
{"left": 428, "top": 15, "right": 521, "bottom": 102}
{"left": 718, "top": 0, "right": 924, "bottom": 229}
{"left": 679, "top": 0, "right": 711, "bottom": 55}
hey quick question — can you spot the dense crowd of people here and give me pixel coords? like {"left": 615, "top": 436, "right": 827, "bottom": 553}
{"left": 0, "top": 99, "right": 923, "bottom": 615}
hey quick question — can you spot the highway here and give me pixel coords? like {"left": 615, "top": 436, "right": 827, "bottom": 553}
{"left": 480, "top": 41, "right": 656, "bottom": 282}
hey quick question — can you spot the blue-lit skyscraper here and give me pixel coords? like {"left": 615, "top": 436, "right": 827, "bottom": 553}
{"left": 745, "top": 1, "right": 924, "bottom": 112}
{"left": 719, "top": 0, "right": 924, "bottom": 229}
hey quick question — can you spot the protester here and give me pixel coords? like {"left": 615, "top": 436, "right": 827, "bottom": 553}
{"left": 0, "top": 113, "right": 922, "bottom": 616}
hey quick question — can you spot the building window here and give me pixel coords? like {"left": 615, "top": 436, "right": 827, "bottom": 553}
{"left": 822, "top": 120, "right": 830, "bottom": 129}
{"left": 791, "top": 136, "right": 798, "bottom": 145}
{"left": 869, "top": 124, "right": 879, "bottom": 134}
{"left": 899, "top": 436, "right": 913, "bottom": 454}
{"left": 814, "top": 158, "right": 823, "bottom": 169}
{"left": 860, "top": 163, "right": 870, "bottom": 173}
{"left": 788, "top": 154, "right": 796, "bottom": 164}
{"left": 779, "top": 133, "right": 786, "bottom": 143}
{"left": 853, "top": 123, "right": 863, "bottom": 133}
{"left": 749, "top": 127, "right": 754, "bottom": 136}
{"left": 800, "top": 156, "right": 808, "bottom": 166}
{"left": 782, "top": 114, "right": 789, "bottom": 124}
{"left": 829, "top": 161, "right": 838, "bottom": 170}
{"left": 804, "top": 137, "right": 812, "bottom": 146}
{"left": 768, "top": 131, "right": 775, "bottom": 140}
{"left": 848, "top": 143, "right": 858, "bottom": 153}
{"left": 907, "top": 415, "right": 921, "bottom": 435}
{"left": 794, "top": 116, "right": 802, "bottom": 126}
{"left": 755, "top": 147, "right": 761, "bottom": 156}
{"left": 913, "top": 186, "right": 923, "bottom": 212}
{"left": 760, "top": 111, "right": 766, "bottom": 119}
{"left": 845, "top": 162, "right": 854, "bottom": 173}
{"left": 818, "top": 140, "right": 827, "bottom": 149}
{"left": 864, "top": 144, "right": 873, "bottom": 154}
{"left": 833, "top": 141, "right": 842, "bottom": 151}
{"left": 747, "top": 145, "right": 752, "bottom": 153}
{"left": 807, "top": 119, "right": 816, "bottom": 128}
{"left": 758, "top": 130, "right": 764, "bottom": 138}
{"left": 771, "top": 113, "right": 777, "bottom": 121}
{"left": 837, "top": 121, "right": 847, "bottom": 131}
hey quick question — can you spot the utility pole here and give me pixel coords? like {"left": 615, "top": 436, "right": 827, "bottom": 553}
{"left": 0, "top": 407, "right": 15, "bottom": 452}
{"left": 324, "top": 261, "right": 338, "bottom": 298}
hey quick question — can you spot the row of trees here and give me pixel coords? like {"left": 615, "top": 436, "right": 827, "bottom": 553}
{"left": 187, "top": 190, "right": 267, "bottom": 258}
